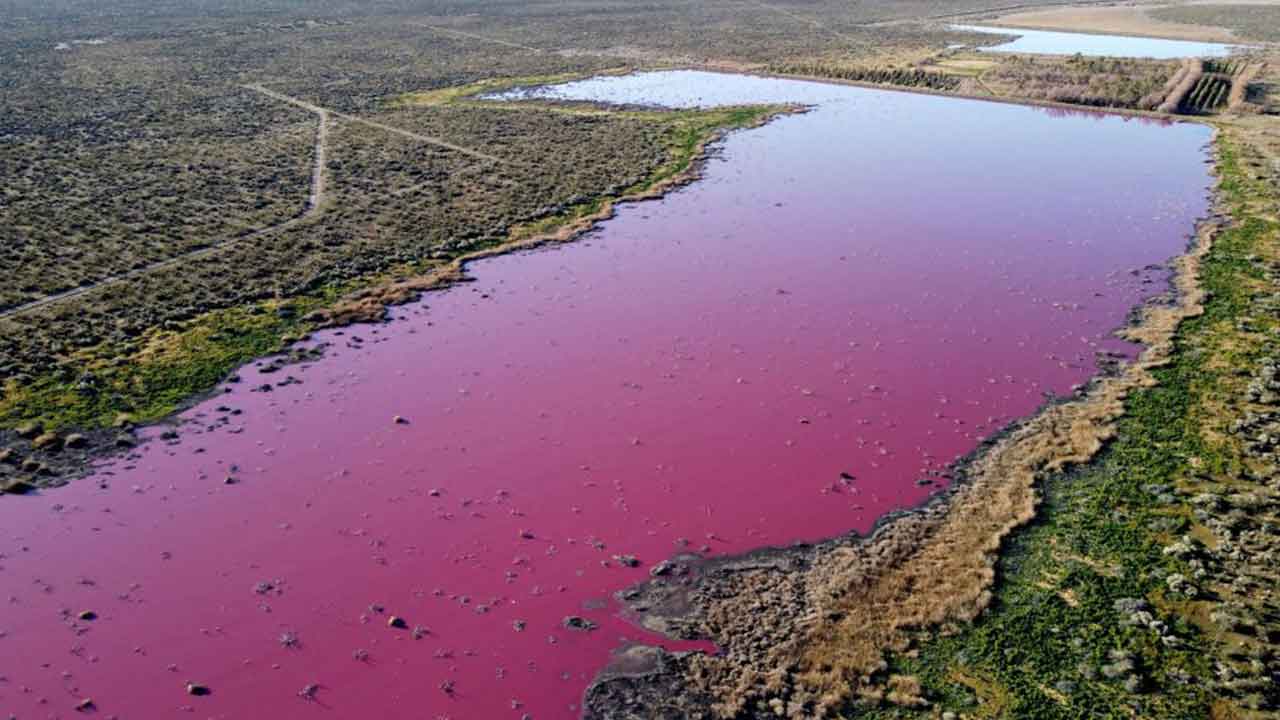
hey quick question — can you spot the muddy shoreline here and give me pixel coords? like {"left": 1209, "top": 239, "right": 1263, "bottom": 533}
{"left": 581, "top": 150, "right": 1227, "bottom": 718}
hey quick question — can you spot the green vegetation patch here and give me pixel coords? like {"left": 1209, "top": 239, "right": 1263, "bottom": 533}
{"left": 861, "top": 133, "right": 1278, "bottom": 718}
{"left": 509, "top": 103, "right": 789, "bottom": 241}
{"left": 0, "top": 296, "right": 327, "bottom": 431}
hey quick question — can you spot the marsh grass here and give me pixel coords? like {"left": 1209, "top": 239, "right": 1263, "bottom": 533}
{"left": 861, "top": 132, "right": 1279, "bottom": 719}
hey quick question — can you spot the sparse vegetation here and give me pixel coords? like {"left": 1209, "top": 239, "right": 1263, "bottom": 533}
{"left": 3, "top": 0, "right": 1280, "bottom": 716}
{"left": 0, "top": 99, "right": 781, "bottom": 441}
{"left": 983, "top": 54, "right": 1178, "bottom": 109}
{"left": 1, "top": 0, "right": 1048, "bottom": 446}
{"left": 1152, "top": 4, "right": 1280, "bottom": 43}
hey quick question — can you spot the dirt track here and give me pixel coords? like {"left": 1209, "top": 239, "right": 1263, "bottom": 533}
{"left": 0, "top": 83, "right": 518, "bottom": 321}
{"left": 0, "top": 94, "right": 332, "bottom": 321}
{"left": 245, "top": 84, "right": 510, "bottom": 165}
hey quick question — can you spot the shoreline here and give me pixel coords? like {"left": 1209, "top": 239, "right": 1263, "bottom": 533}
{"left": 0, "top": 65, "right": 1217, "bottom": 493}
{"left": 301, "top": 103, "right": 801, "bottom": 328}
{"left": 0, "top": 98, "right": 796, "bottom": 494}
{"left": 734, "top": 64, "right": 1213, "bottom": 122}
{"left": 583, "top": 129, "right": 1227, "bottom": 717}
{"left": 0, "top": 63, "right": 1244, "bottom": 712}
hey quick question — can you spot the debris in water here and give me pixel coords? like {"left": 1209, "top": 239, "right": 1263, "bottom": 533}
{"left": 562, "top": 616, "right": 597, "bottom": 631}
{"left": 650, "top": 560, "right": 676, "bottom": 577}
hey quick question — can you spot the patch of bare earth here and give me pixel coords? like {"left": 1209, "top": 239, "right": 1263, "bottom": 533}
{"left": 988, "top": 4, "right": 1241, "bottom": 42}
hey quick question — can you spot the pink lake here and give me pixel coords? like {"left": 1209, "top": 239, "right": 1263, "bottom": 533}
{"left": 0, "top": 72, "right": 1212, "bottom": 719}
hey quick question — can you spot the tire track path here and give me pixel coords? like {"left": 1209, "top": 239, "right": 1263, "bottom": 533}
{"left": 245, "top": 84, "right": 510, "bottom": 165}
{"left": 0, "top": 84, "right": 516, "bottom": 320}
{"left": 417, "top": 24, "right": 546, "bottom": 53}
{"left": 0, "top": 92, "right": 332, "bottom": 320}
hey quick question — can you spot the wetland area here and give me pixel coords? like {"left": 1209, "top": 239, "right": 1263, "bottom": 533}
{"left": 0, "top": 71, "right": 1216, "bottom": 719}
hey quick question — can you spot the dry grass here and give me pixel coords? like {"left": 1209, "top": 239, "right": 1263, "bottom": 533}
{"left": 1160, "top": 58, "right": 1206, "bottom": 113}
{"left": 1151, "top": 3, "right": 1280, "bottom": 44}
{"left": 989, "top": 4, "right": 1242, "bottom": 43}
{"left": 983, "top": 54, "right": 1179, "bottom": 109}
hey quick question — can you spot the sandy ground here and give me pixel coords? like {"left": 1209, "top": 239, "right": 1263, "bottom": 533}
{"left": 988, "top": 2, "right": 1266, "bottom": 42}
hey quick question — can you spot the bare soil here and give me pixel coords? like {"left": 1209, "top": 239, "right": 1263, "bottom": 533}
{"left": 989, "top": 3, "right": 1244, "bottom": 42}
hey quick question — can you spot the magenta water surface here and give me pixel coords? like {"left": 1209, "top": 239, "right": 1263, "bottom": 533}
{"left": 0, "top": 72, "right": 1211, "bottom": 719}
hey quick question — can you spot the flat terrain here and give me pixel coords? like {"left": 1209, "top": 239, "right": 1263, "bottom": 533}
{"left": 1, "top": 0, "right": 1279, "bottom": 717}
{"left": 990, "top": 4, "right": 1243, "bottom": 42}
{"left": 1154, "top": 2, "right": 1280, "bottom": 42}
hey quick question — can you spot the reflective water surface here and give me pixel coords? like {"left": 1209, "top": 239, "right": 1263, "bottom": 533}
{"left": 952, "top": 23, "right": 1245, "bottom": 58}
{"left": 0, "top": 72, "right": 1212, "bottom": 719}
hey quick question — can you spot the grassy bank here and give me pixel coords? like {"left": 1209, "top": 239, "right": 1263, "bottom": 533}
{"left": 863, "top": 129, "right": 1279, "bottom": 718}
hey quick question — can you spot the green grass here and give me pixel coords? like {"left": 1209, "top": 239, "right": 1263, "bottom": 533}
{"left": 862, "top": 133, "right": 1275, "bottom": 719}
{"left": 643, "top": 105, "right": 790, "bottom": 187}
{"left": 508, "top": 104, "right": 786, "bottom": 243}
{"left": 1, "top": 295, "right": 328, "bottom": 431}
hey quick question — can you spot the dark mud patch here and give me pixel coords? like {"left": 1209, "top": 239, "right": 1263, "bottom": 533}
{"left": 586, "top": 646, "right": 719, "bottom": 719}
{"left": 0, "top": 426, "right": 138, "bottom": 492}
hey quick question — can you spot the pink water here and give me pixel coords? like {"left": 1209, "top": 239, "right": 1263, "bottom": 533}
{"left": 0, "top": 72, "right": 1211, "bottom": 719}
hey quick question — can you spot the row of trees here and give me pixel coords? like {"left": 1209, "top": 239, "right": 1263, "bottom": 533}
{"left": 771, "top": 63, "right": 962, "bottom": 91}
